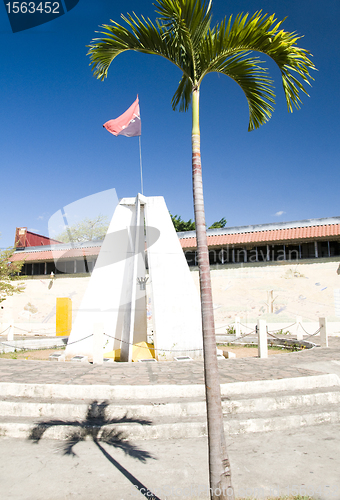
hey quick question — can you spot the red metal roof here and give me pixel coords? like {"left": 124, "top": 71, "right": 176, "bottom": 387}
{"left": 10, "top": 223, "right": 340, "bottom": 261}
{"left": 15, "top": 227, "right": 61, "bottom": 248}
{"left": 11, "top": 246, "right": 100, "bottom": 262}
{"left": 180, "top": 224, "right": 340, "bottom": 249}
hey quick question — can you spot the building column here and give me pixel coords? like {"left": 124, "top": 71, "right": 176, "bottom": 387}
{"left": 328, "top": 241, "right": 331, "bottom": 258}
{"left": 244, "top": 247, "right": 247, "bottom": 263}
{"left": 255, "top": 247, "right": 258, "bottom": 262}
{"left": 74, "top": 260, "right": 77, "bottom": 274}
{"left": 44, "top": 262, "right": 47, "bottom": 275}
{"left": 232, "top": 248, "right": 235, "bottom": 263}
{"left": 283, "top": 244, "right": 286, "bottom": 261}
{"left": 266, "top": 245, "right": 270, "bottom": 261}
{"left": 314, "top": 241, "right": 319, "bottom": 258}
{"left": 299, "top": 244, "right": 302, "bottom": 259}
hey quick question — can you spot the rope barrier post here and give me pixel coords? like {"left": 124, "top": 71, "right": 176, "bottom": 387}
{"left": 7, "top": 325, "right": 14, "bottom": 342}
{"left": 235, "top": 317, "right": 241, "bottom": 338}
{"left": 93, "top": 323, "right": 104, "bottom": 364}
{"left": 295, "top": 316, "right": 303, "bottom": 340}
{"left": 257, "top": 319, "right": 268, "bottom": 359}
{"left": 319, "top": 317, "right": 328, "bottom": 348}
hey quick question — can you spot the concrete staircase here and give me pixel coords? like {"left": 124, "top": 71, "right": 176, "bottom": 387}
{"left": 1, "top": 374, "right": 340, "bottom": 441}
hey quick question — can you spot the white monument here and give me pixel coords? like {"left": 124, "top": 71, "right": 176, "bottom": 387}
{"left": 65, "top": 195, "right": 203, "bottom": 361}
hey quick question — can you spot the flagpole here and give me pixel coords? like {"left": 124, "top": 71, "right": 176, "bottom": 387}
{"left": 139, "top": 135, "right": 143, "bottom": 195}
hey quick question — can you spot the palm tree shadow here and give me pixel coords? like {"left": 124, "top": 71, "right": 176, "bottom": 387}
{"left": 28, "top": 400, "right": 162, "bottom": 500}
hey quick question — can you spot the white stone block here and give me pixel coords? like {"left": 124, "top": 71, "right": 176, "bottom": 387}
{"left": 93, "top": 323, "right": 104, "bottom": 365}
{"left": 71, "top": 355, "right": 88, "bottom": 363}
{"left": 174, "top": 356, "right": 193, "bottom": 362}
{"left": 235, "top": 317, "right": 241, "bottom": 338}
{"left": 257, "top": 319, "right": 268, "bottom": 359}
{"left": 295, "top": 316, "right": 303, "bottom": 340}
{"left": 223, "top": 351, "right": 236, "bottom": 359}
{"left": 319, "top": 317, "right": 328, "bottom": 348}
{"left": 49, "top": 352, "right": 65, "bottom": 362}
{"left": 7, "top": 325, "right": 14, "bottom": 342}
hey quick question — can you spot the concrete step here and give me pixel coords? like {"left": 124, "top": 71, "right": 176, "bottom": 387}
{"left": 0, "top": 373, "right": 338, "bottom": 400}
{"left": 222, "top": 386, "right": 340, "bottom": 414}
{"left": 0, "top": 374, "right": 340, "bottom": 440}
{"left": 1, "top": 404, "right": 340, "bottom": 440}
{"left": 1, "top": 386, "right": 340, "bottom": 420}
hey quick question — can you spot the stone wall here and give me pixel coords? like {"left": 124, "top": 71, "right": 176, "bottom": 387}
{"left": 1, "top": 258, "right": 340, "bottom": 336}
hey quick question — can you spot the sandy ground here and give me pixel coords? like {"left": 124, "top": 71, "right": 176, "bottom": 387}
{"left": 0, "top": 345, "right": 289, "bottom": 361}
{"left": 0, "top": 348, "right": 63, "bottom": 361}
{"left": 2, "top": 259, "right": 340, "bottom": 333}
{"left": 219, "top": 345, "right": 290, "bottom": 358}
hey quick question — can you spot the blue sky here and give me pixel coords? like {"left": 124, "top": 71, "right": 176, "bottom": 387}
{"left": 1, "top": 0, "right": 339, "bottom": 248}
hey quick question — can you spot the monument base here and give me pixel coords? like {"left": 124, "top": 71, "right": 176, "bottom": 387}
{"left": 65, "top": 195, "right": 203, "bottom": 361}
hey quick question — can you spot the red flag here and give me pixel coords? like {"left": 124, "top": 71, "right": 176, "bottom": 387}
{"left": 103, "top": 97, "right": 141, "bottom": 137}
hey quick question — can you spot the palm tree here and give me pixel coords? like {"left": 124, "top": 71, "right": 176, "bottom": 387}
{"left": 87, "top": 1, "right": 315, "bottom": 498}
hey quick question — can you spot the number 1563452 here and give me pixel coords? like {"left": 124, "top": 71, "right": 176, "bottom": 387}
{"left": 5, "top": 2, "right": 60, "bottom": 14}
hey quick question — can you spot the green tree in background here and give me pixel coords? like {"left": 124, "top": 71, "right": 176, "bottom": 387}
{"left": 209, "top": 217, "right": 227, "bottom": 229}
{"left": 0, "top": 248, "right": 24, "bottom": 303}
{"left": 88, "top": 1, "right": 315, "bottom": 497}
{"left": 56, "top": 215, "right": 109, "bottom": 244}
{"left": 170, "top": 214, "right": 196, "bottom": 231}
{"left": 171, "top": 214, "right": 227, "bottom": 231}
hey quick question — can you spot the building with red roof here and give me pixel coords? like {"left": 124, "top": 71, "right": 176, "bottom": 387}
{"left": 180, "top": 216, "right": 340, "bottom": 267}
{"left": 14, "top": 227, "right": 62, "bottom": 249}
{"left": 10, "top": 216, "right": 340, "bottom": 276}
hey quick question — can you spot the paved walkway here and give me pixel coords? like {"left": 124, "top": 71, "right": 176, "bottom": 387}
{"left": 1, "top": 337, "right": 340, "bottom": 387}
{"left": 1, "top": 338, "right": 340, "bottom": 499}
{"left": 1, "top": 425, "right": 340, "bottom": 500}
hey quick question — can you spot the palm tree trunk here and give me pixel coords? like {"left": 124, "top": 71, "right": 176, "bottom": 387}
{"left": 191, "top": 88, "right": 235, "bottom": 500}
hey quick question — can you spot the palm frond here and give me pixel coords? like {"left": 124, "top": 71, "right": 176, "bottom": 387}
{"left": 88, "top": 2, "right": 316, "bottom": 129}
{"left": 155, "top": 0, "right": 212, "bottom": 80}
{"left": 155, "top": 0, "right": 212, "bottom": 48}
{"left": 88, "top": 13, "right": 180, "bottom": 80}
{"left": 200, "top": 11, "right": 315, "bottom": 116}
{"left": 172, "top": 73, "right": 193, "bottom": 111}
{"left": 203, "top": 51, "right": 275, "bottom": 130}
